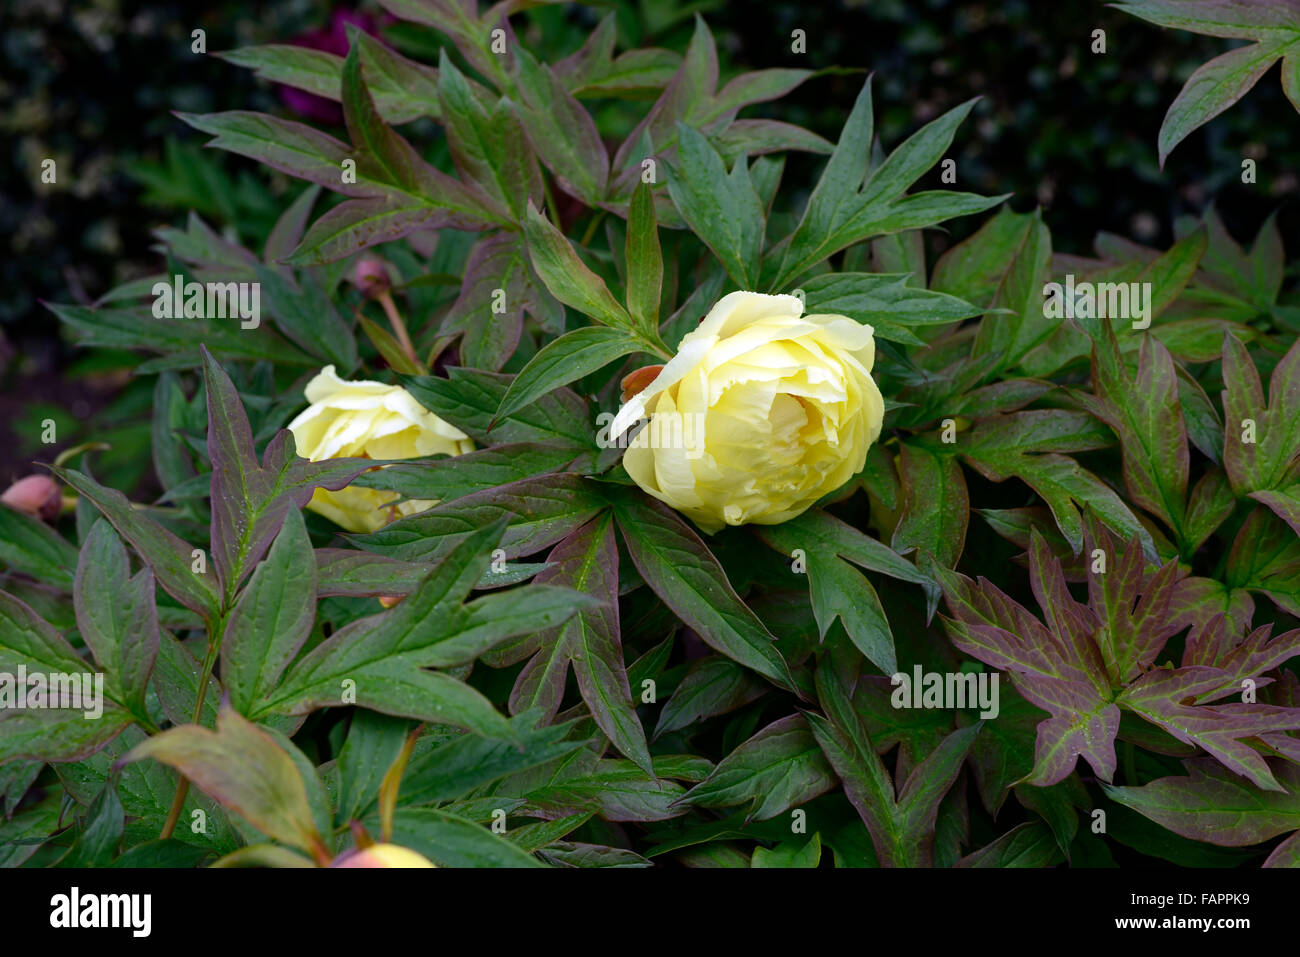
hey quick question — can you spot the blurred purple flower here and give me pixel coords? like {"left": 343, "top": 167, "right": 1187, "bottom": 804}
{"left": 279, "top": 9, "right": 379, "bottom": 124}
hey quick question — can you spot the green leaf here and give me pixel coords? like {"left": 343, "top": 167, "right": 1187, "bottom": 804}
{"left": 358, "top": 312, "right": 425, "bottom": 375}
{"left": 260, "top": 519, "right": 595, "bottom": 734}
{"left": 958, "top": 411, "right": 1155, "bottom": 558}
{"left": 335, "top": 710, "right": 410, "bottom": 825}
{"left": 61, "top": 783, "right": 124, "bottom": 868}
{"left": 625, "top": 181, "right": 663, "bottom": 335}
{"left": 220, "top": 508, "right": 316, "bottom": 715}
{"left": 751, "top": 833, "right": 822, "bottom": 868}
{"left": 1222, "top": 333, "right": 1300, "bottom": 495}
{"left": 611, "top": 491, "right": 796, "bottom": 692}
{"left": 404, "top": 367, "right": 596, "bottom": 449}
{"left": 769, "top": 80, "right": 1004, "bottom": 290}
{"left": 860, "top": 97, "right": 978, "bottom": 207}
{"left": 522, "top": 753, "right": 694, "bottom": 822}
{"left": 654, "top": 657, "right": 766, "bottom": 739}
{"left": 0, "top": 504, "right": 79, "bottom": 590}
{"left": 73, "top": 520, "right": 159, "bottom": 716}
{"left": 53, "top": 467, "right": 219, "bottom": 621}
{"left": 892, "top": 442, "right": 970, "bottom": 570}
{"left": 523, "top": 201, "right": 635, "bottom": 331}
{"left": 759, "top": 510, "right": 928, "bottom": 672}
{"left": 1158, "top": 41, "right": 1290, "bottom": 167}
{"left": 800, "top": 272, "right": 985, "bottom": 346}
{"left": 121, "top": 703, "right": 326, "bottom": 858}
{"left": 0, "top": 595, "right": 134, "bottom": 763}
{"left": 256, "top": 266, "right": 358, "bottom": 372}
{"left": 351, "top": 472, "right": 606, "bottom": 564}
{"left": 969, "top": 207, "right": 1053, "bottom": 370}
{"left": 680, "top": 715, "right": 836, "bottom": 821}
{"left": 510, "top": 514, "right": 652, "bottom": 773}
{"left": 47, "top": 301, "right": 315, "bottom": 369}
{"left": 666, "top": 124, "right": 765, "bottom": 288}
{"left": 400, "top": 713, "right": 587, "bottom": 805}
{"left": 957, "top": 821, "right": 1062, "bottom": 867}
{"left": 508, "top": 47, "right": 608, "bottom": 206}
{"left": 437, "top": 51, "right": 539, "bottom": 218}
{"left": 387, "top": 807, "right": 545, "bottom": 867}
{"left": 1073, "top": 326, "right": 1191, "bottom": 549}
{"left": 352, "top": 441, "right": 589, "bottom": 505}
{"left": 496, "top": 327, "right": 648, "bottom": 422}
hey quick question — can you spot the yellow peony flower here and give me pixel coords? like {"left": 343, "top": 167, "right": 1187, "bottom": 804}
{"left": 330, "top": 843, "right": 437, "bottom": 868}
{"left": 609, "top": 291, "right": 885, "bottom": 533}
{"left": 287, "top": 366, "right": 474, "bottom": 533}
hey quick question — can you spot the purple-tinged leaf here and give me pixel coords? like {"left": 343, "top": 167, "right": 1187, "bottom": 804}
{"left": 509, "top": 513, "right": 652, "bottom": 773}
{"left": 1222, "top": 332, "right": 1300, "bottom": 495}
{"left": 1157, "top": 41, "right": 1286, "bottom": 167}
{"left": 611, "top": 491, "right": 797, "bottom": 693}
{"left": 654, "top": 657, "right": 767, "bottom": 739}
{"left": 1117, "top": 667, "right": 1300, "bottom": 790}
{"left": 938, "top": 532, "right": 1118, "bottom": 785}
{"left": 1073, "top": 326, "right": 1190, "bottom": 546}
{"left": 53, "top": 468, "right": 219, "bottom": 622}
{"left": 350, "top": 471, "right": 606, "bottom": 564}
{"left": 260, "top": 519, "right": 594, "bottom": 735}
{"left": 1251, "top": 484, "right": 1300, "bottom": 538}
{"left": 807, "top": 665, "right": 977, "bottom": 866}
{"left": 508, "top": 47, "right": 609, "bottom": 206}
{"left": 201, "top": 348, "right": 372, "bottom": 599}
{"left": 220, "top": 508, "right": 316, "bottom": 716}
{"left": 120, "top": 702, "right": 326, "bottom": 858}
{"left": 1226, "top": 507, "right": 1300, "bottom": 616}
{"left": 177, "top": 111, "right": 358, "bottom": 195}
{"left": 1112, "top": 1, "right": 1300, "bottom": 40}
{"left": 1106, "top": 757, "right": 1300, "bottom": 846}
{"left": 893, "top": 443, "right": 969, "bottom": 570}
{"left": 679, "top": 714, "right": 837, "bottom": 822}
{"left": 73, "top": 520, "right": 159, "bottom": 716}
{"left": 440, "top": 234, "right": 546, "bottom": 371}
{"left": 1084, "top": 517, "right": 1185, "bottom": 685}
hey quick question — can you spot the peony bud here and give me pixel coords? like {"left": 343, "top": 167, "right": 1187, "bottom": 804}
{"left": 330, "top": 843, "right": 436, "bottom": 868}
{"left": 620, "top": 364, "right": 665, "bottom": 403}
{"left": 1, "top": 474, "right": 62, "bottom": 522}
{"left": 352, "top": 255, "right": 392, "bottom": 299}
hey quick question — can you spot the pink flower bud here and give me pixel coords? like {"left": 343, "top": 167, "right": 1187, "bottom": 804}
{"left": 1, "top": 474, "right": 61, "bottom": 522}
{"left": 353, "top": 256, "right": 391, "bottom": 299}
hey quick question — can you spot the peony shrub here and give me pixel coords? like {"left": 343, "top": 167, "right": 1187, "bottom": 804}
{"left": 2, "top": 0, "right": 1299, "bottom": 873}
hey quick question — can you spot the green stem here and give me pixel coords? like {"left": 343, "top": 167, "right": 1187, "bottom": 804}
{"left": 159, "top": 616, "right": 224, "bottom": 840}
{"left": 579, "top": 211, "right": 606, "bottom": 247}
{"left": 541, "top": 174, "right": 562, "bottom": 228}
